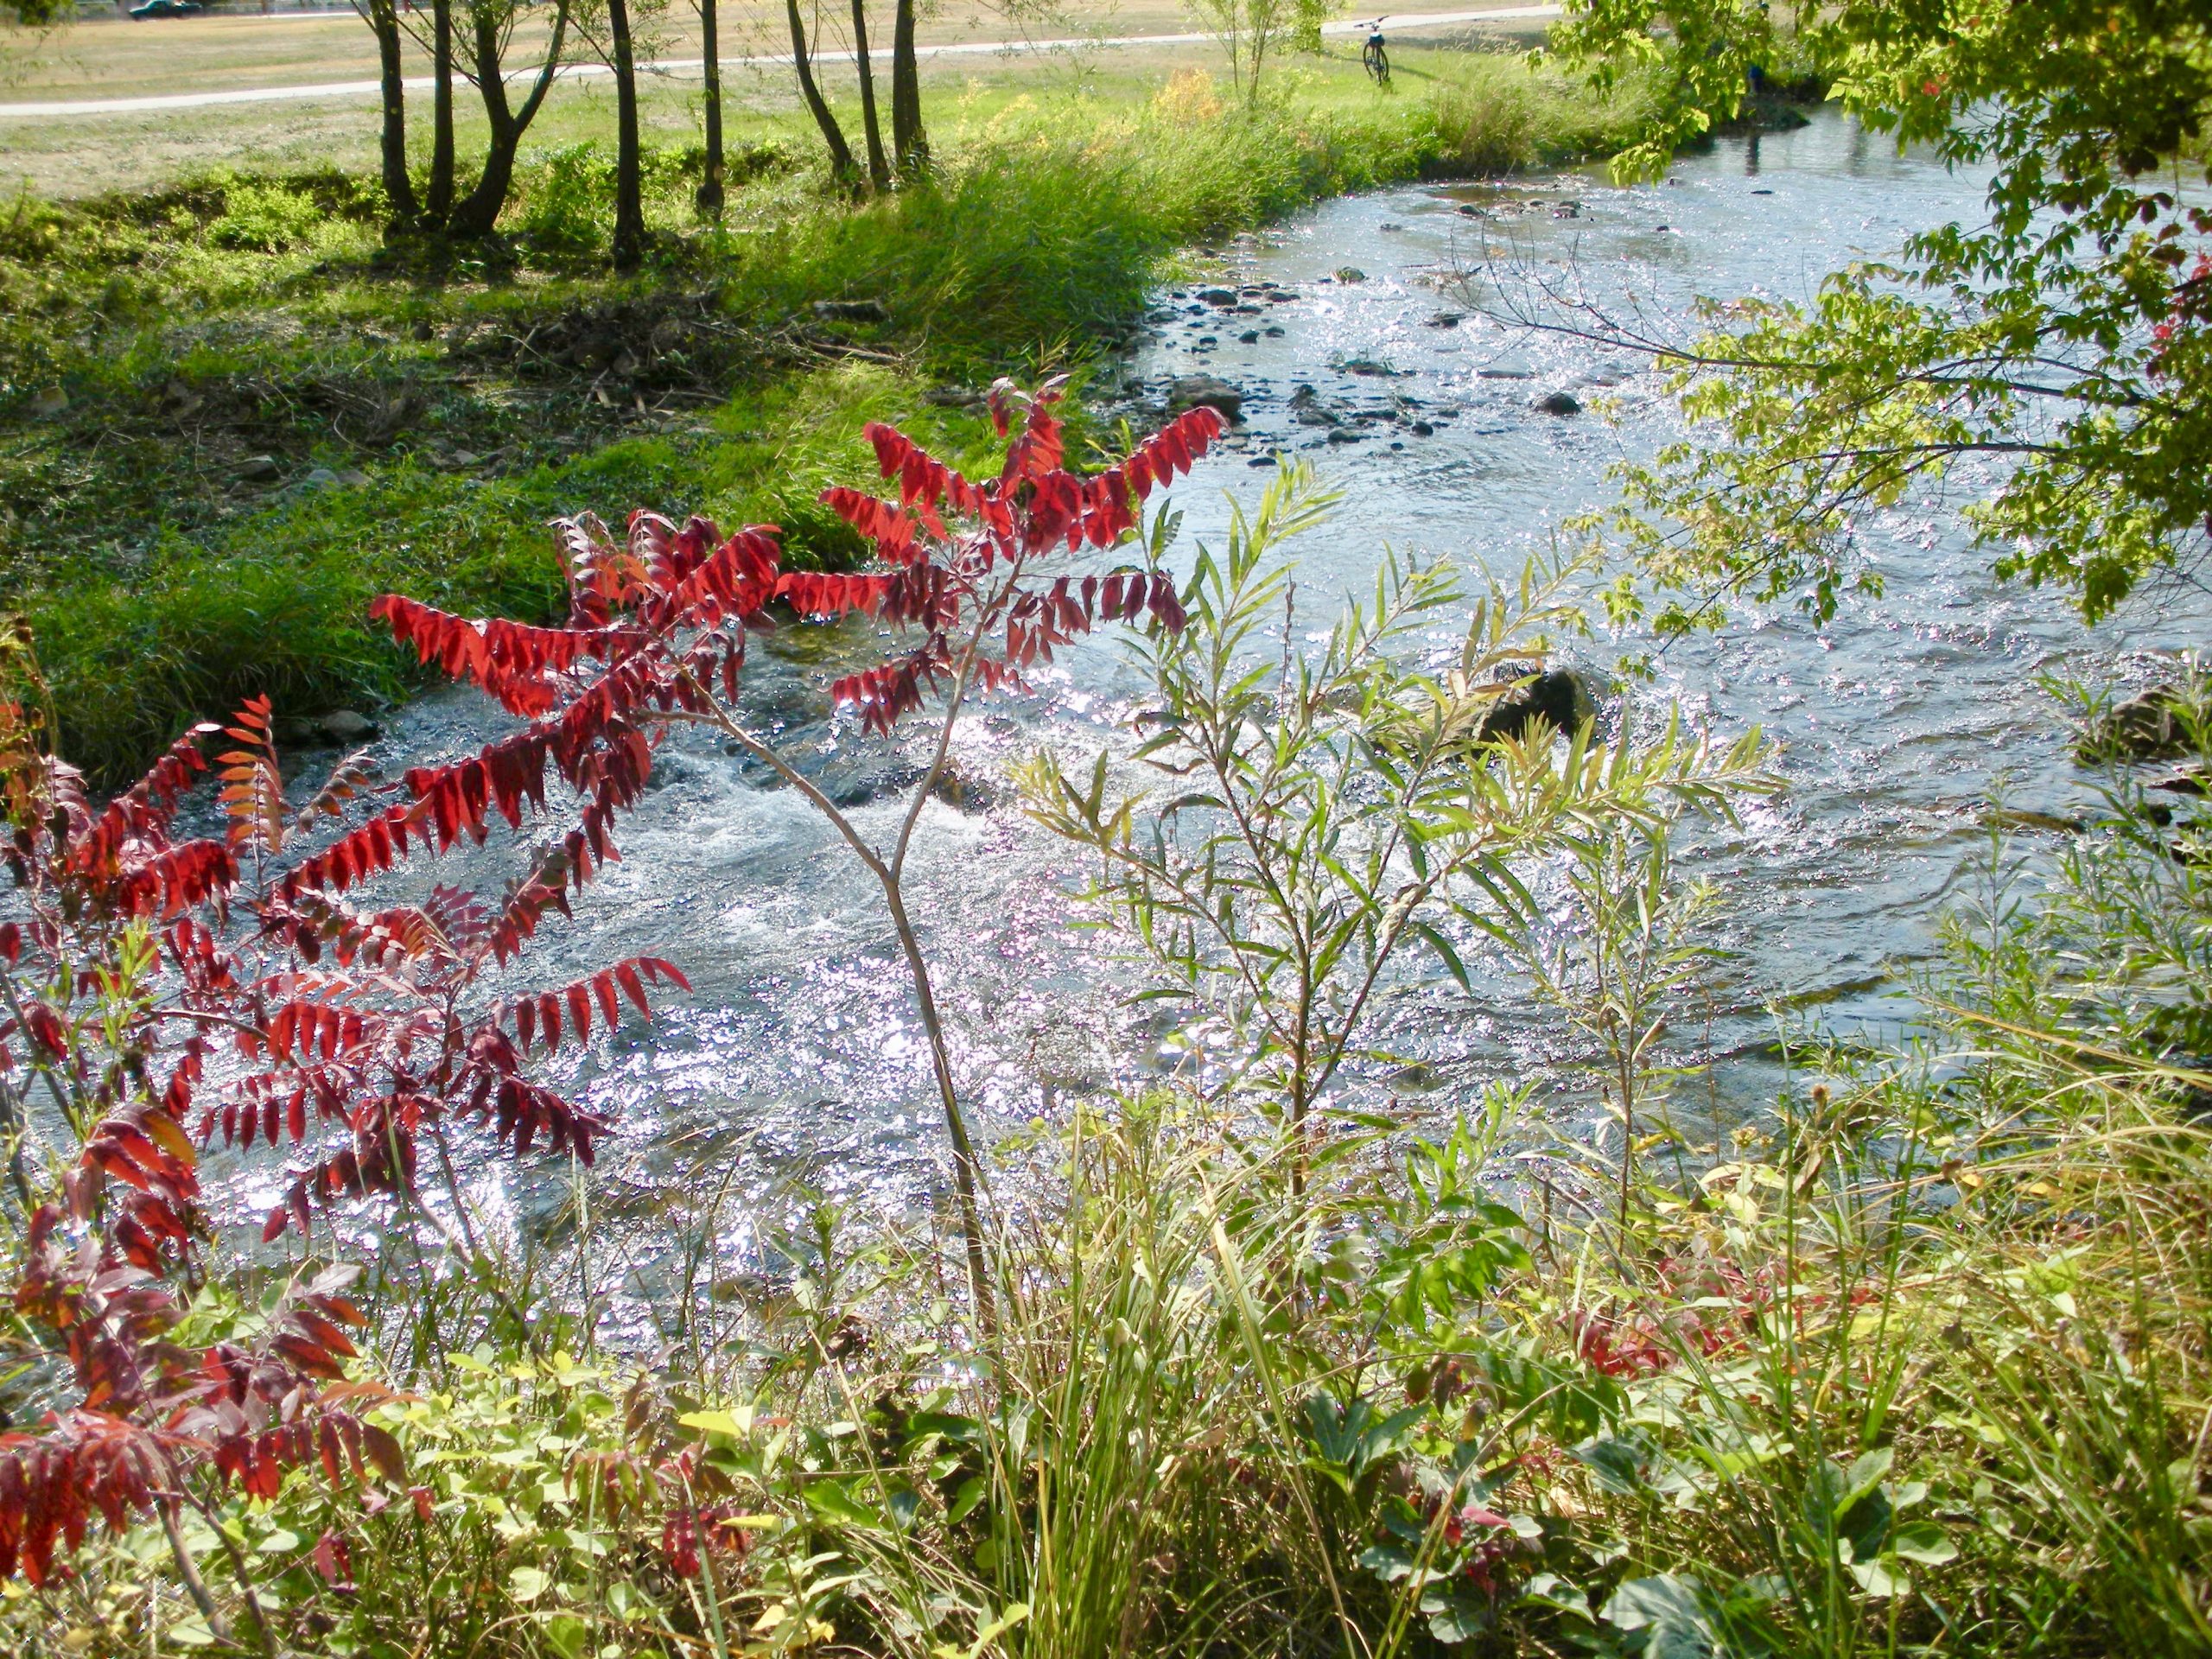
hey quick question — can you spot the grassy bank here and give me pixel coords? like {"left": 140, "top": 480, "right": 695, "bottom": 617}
{"left": 0, "top": 45, "right": 1658, "bottom": 781}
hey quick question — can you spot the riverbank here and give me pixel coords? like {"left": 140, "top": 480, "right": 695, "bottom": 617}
{"left": 0, "top": 45, "right": 1659, "bottom": 782}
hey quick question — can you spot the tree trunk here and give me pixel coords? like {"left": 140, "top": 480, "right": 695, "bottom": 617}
{"left": 369, "top": 0, "right": 421, "bottom": 229}
{"left": 608, "top": 0, "right": 646, "bottom": 269}
{"left": 696, "top": 0, "right": 725, "bottom": 215}
{"left": 786, "top": 0, "right": 859, "bottom": 190}
{"left": 448, "top": 0, "right": 571, "bottom": 238}
{"left": 890, "top": 0, "right": 925, "bottom": 175}
{"left": 849, "top": 0, "right": 890, "bottom": 192}
{"left": 428, "top": 0, "right": 455, "bottom": 222}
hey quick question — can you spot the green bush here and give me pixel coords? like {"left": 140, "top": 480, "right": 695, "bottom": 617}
{"left": 206, "top": 179, "right": 333, "bottom": 252}
{"left": 518, "top": 142, "right": 617, "bottom": 259}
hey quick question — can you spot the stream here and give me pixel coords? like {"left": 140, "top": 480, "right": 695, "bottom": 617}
{"left": 245, "top": 110, "right": 2211, "bottom": 1322}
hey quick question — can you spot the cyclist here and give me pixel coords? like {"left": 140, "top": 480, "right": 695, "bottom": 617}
{"left": 1362, "top": 20, "right": 1390, "bottom": 86}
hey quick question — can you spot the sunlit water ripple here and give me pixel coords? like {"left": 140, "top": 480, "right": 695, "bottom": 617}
{"left": 213, "top": 111, "right": 2212, "bottom": 1332}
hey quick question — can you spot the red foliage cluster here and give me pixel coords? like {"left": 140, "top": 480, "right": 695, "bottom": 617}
{"left": 1439, "top": 1497, "right": 1539, "bottom": 1597}
{"left": 1569, "top": 1254, "right": 1772, "bottom": 1378}
{"left": 659, "top": 1497, "right": 754, "bottom": 1580}
{"left": 818, "top": 378, "right": 1216, "bottom": 732}
{"left": 0, "top": 532, "right": 705, "bottom": 1578}
{"left": 0, "top": 380, "right": 1212, "bottom": 1592}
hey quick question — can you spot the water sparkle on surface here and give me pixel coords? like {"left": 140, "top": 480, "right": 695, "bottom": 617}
{"left": 277, "top": 112, "right": 2207, "bottom": 1334}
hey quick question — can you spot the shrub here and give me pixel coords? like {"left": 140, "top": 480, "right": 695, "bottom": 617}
{"left": 0, "top": 561, "right": 702, "bottom": 1619}
{"left": 518, "top": 143, "right": 616, "bottom": 259}
{"left": 1152, "top": 67, "right": 1229, "bottom": 126}
{"left": 207, "top": 181, "right": 328, "bottom": 253}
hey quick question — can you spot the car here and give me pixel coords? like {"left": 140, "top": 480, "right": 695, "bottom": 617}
{"left": 128, "top": 1, "right": 205, "bottom": 18}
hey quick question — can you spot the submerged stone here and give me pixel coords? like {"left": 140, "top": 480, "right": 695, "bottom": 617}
{"left": 1169, "top": 375, "right": 1244, "bottom": 420}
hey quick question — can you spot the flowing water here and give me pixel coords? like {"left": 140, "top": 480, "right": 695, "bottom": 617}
{"left": 256, "top": 111, "right": 2209, "bottom": 1319}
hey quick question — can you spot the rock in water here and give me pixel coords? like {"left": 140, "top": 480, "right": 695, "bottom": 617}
{"left": 1169, "top": 375, "right": 1243, "bottom": 421}
{"left": 927, "top": 764, "right": 998, "bottom": 813}
{"left": 1477, "top": 668, "right": 1597, "bottom": 746}
{"left": 1535, "top": 391, "right": 1582, "bottom": 416}
{"left": 318, "top": 709, "right": 379, "bottom": 745}
{"left": 1982, "top": 806, "right": 2084, "bottom": 836}
{"left": 2078, "top": 683, "right": 2205, "bottom": 763}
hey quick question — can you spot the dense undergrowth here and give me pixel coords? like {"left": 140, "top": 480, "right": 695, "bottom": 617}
{"left": 0, "top": 48, "right": 1660, "bottom": 785}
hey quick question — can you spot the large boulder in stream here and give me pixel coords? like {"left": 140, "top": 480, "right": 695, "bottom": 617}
{"left": 1477, "top": 667, "right": 1599, "bottom": 747}
{"left": 1169, "top": 374, "right": 1244, "bottom": 422}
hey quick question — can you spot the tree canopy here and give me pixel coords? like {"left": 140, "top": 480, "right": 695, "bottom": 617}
{"left": 1545, "top": 0, "right": 2212, "bottom": 629}
{"left": 1, "top": 0, "right": 71, "bottom": 29}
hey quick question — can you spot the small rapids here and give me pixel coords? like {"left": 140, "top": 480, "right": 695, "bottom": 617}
{"left": 229, "top": 111, "right": 2212, "bottom": 1333}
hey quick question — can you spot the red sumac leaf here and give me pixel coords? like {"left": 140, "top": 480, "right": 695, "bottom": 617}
{"left": 313, "top": 1528, "right": 354, "bottom": 1589}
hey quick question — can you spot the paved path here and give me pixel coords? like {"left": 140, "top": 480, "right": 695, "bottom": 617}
{"left": 0, "top": 4, "right": 1560, "bottom": 118}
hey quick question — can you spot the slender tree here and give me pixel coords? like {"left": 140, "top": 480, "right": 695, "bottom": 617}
{"left": 363, "top": 0, "right": 422, "bottom": 228}
{"left": 695, "top": 0, "right": 725, "bottom": 215}
{"left": 889, "top": 0, "right": 925, "bottom": 174}
{"left": 849, "top": 0, "right": 891, "bottom": 192}
{"left": 448, "top": 0, "right": 573, "bottom": 238}
{"left": 427, "top": 0, "right": 457, "bottom": 223}
{"left": 786, "top": 0, "right": 860, "bottom": 190}
{"left": 607, "top": 0, "right": 647, "bottom": 269}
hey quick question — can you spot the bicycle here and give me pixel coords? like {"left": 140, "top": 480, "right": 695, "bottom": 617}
{"left": 1362, "top": 29, "right": 1390, "bottom": 85}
